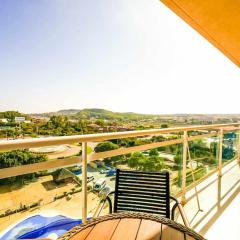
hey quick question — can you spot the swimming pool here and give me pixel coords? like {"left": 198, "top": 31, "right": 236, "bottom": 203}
{"left": 0, "top": 214, "right": 82, "bottom": 240}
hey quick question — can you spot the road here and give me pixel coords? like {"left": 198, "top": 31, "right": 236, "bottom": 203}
{"left": 87, "top": 166, "right": 116, "bottom": 191}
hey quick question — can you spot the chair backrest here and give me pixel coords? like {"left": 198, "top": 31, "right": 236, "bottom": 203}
{"left": 114, "top": 169, "right": 170, "bottom": 218}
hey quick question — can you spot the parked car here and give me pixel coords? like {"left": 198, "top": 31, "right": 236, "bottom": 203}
{"left": 93, "top": 178, "right": 106, "bottom": 192}
{"left": 100, "top": 169, "right": 108, "bottom": 174}
{"left": 87, "top": 175, "right": 94, "bottom": 183}
{"left": 106, "top": 169, "right": 116, "bottom": 177}
{"left": 95, "top": 160, "right": 104, "bottom": 168}
{"left": 72, "top": 169, "right": 82, "bottom": 175}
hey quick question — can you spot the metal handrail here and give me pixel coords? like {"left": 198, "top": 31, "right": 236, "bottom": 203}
{"left": 0, "top": 122, "right": 239, "bottom": 223}
{"left": 0, "top": 123, "right": 238, "bottom": 151}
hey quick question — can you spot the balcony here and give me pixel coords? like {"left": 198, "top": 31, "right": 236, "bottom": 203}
{"left": 0, "top": 123, "right": 239, "bottom": 239}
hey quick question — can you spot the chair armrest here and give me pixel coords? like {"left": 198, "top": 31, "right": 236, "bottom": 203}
{"left": 170, "top": 196, "right": 179, "bottom": 220}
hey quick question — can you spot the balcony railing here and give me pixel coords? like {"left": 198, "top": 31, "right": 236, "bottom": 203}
{"left": 0, "top": 122, "right": 239, "bottom": 226}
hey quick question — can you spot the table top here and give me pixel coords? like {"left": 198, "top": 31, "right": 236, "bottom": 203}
{"left": 58, "top": 212, "right": 205, "bottom": 240}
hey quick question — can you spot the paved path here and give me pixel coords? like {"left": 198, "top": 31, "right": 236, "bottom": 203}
{"left": 47, "top": 142, "right": 98, "bottom": 160}
{"left": 47, "top": 145, "right": 81, "bottom": 159}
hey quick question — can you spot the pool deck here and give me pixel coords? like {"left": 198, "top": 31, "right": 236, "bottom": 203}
{"left": 179, "top": 160, "right": 240, "bottom": 240}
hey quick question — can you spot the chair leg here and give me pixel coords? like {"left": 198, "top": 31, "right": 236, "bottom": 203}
{"left": 93, "top": 200, "right": 105, "bottom": 218}
{"left": 170, "top": 196, "right": 190, "bottom": 227}
{"left": 93, "top": 196, "right": 113, "bottom": 218}
{"left": 177, "top": 203, "right": 190, "bottom": 227}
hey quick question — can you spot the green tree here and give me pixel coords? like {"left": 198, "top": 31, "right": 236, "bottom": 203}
{"left": 50, "top": 116, "right": 68, "bottom": 129}
{"left": 128, "top": 151, "right": 165, "bottom": 172}
{"left": 94, "top": 141, "right": 119, "bottom": 152}
{"left": 128, "top": 152, "right": 146, "bottom": 170}
{"left": 174, "top": 148, "right": 183, "bottom": 187}
{"left": 189, "top": 140, "right": 211, "bottom": 158}
{"left": 0, "top": 150, "right": 47, "bottom": 184}
{"left": 95, "top": 119, "right": 105, "bottom": 126}
{"left": 143, "top": 155, "right": 164, "bottom": 172}
{"left": 151, "top": 135, "right": 166, "bottom": 142}
{"left": 149, "top": 148, "right": 159, "bottom": 156}
{"left": 174, "top": 154, "right": 182, "bottom": 166}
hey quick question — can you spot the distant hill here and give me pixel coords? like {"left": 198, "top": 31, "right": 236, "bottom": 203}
{"left": 74, "top": 108, "right": 159, "bottom": 120}
{"left": 56, "top": 109, "right": 80, "bottom": 115}
{"left": 29, "top": 108, "right": 240, "bottom": 121}
{"left": 32, "top": 108, "right": 160, "bottom": 120}
{"left": 31, "top": 109, "right": 80, "bottom": 117}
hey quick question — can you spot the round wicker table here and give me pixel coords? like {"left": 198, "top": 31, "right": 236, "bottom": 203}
{"left": 58, "top": 212, "right": 205, "bottom": 240}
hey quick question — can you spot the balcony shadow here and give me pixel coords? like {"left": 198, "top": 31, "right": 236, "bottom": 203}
{"left": 0, "top": 182, "right": 25, "bottom": 194}
{"left": 184, "top": 162, "right": 240, "bottom": 235}
{"left": 197, "top": 178, "right": 240, "bottom": 235}
{"left": 41, "top": 180, "right": 69, "bottom": 191}
{"left": 199, "top": 185, "right": 240, "bottom": 235}
{"left": 187, "top": 161, "right": 238, "bottom": 203}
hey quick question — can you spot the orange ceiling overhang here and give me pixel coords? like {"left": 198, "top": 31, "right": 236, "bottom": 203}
{"left": 160, "top": 0, "right": 240, "bottom": 67}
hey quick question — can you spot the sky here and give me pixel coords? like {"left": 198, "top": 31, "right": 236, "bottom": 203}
{"left": 0, "top": 0, "right": 239, "bottom": 114}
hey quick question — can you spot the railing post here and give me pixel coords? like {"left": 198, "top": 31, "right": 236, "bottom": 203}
{"left": 218, "top": 129, "right": 223, "bottom": 177}
{"left": 82, "top": 142, "right": 88, "bottom": 223}
{"left": 181, "top": 130, "right": 188, "bottom": 205}
{"left": 237, "top": 126, "right": 240, "bottom": 165}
